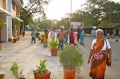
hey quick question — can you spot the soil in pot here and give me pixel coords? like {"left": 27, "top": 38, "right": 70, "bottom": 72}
{"left": 19, "top": 78, "right": 26, "bottom": 79}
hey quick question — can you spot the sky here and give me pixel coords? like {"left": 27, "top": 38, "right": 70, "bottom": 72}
{"left": 45, "top": 0, "right": 86, "bottom": 20}
{"left": 24, "top": 0, "right": 120, "bottom": 20}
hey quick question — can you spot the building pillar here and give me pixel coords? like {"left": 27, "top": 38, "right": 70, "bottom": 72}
{"left": 6, "top": 0, "right": 13, "bottom": 40}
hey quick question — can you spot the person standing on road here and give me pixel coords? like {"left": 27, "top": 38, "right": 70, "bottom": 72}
{"left": 45, "top": 28, "right": 49, "bottom": 42}
{"left": 69, "top": 28, "right": 74, "bottom": 45}
{"left": 73, "top": 29, "right": 78, "bottom": 45}
{"left": 80, "top": 29, "right": 85, "bottom": 45}
{"left": 88, "top": 29, "right": 112, "bottom": 79}
{"left": 77, "top": 26, "right": 81, "bottom": 41}
{"left": 50, "top": 28, "right": 55, "bottom": 40}
{"left": 31, "top": 28, "right": 36, "bottom": 43}
{"left": 57, "top": 28, "right": 65, "bottom": 50}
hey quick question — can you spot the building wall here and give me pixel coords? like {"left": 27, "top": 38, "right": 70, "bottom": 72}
{"left": 3, "top": 0, "right": 6, "bottom": 9}
{"left": 0, "top": 0, "right": 3, "bottom": 8}
{"left": 0, "top": 0, "right": 7, "bottom": 42}
{"left": 0, "top": 14, "right": 7, "bottom": 42}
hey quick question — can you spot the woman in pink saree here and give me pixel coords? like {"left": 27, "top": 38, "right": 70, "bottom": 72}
{"left": 73, "top": 29, "right": 78, "bottom": 45}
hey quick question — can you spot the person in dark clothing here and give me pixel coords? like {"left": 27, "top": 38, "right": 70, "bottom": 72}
{"left": 77, "top": 26, "right": 81, "bottom": 41}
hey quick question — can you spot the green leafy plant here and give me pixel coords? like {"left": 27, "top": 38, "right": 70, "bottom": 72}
{"left": 41, "top": 34, "right": 45, "bottom": 39}
{"left": 49, "top": 40, "right": 59, "bottom": 49}
{"left": 34, "top": 59, "right": 47, "bottom": 75}
{"left": 13, "top": 19, "right": 20, "bottom": 28}
{"left": 44, "top": 38, "right": 47, "bottom": 43}
{"left": 0, "top": 20, "right": 5, "bottom": 28}
{"left": 10, "top": 61, "right": 25, "bottom": 79}
{"left": 36, "top": 32, "right": 40, "bottom": 37}
{"left": 10, "top": 61, "right": 19, "bottom": 79}
{"left": 60, "top": 45, "right": 84, "bottom": 70}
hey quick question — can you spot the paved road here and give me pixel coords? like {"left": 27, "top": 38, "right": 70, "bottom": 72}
{"left": 76, "top": 36, "right": 120, "bottom": 79}
{"left": 0, "top": 32, "right": 120, "bottom": 79}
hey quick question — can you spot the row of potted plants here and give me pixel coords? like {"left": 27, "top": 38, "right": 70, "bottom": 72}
{"left": 0, "top": 45, "right": 83, "bottom": 79}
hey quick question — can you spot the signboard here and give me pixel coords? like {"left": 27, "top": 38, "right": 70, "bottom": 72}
{"left": 92, "top": 26, "right": 96, "bottom": 29}
{"left": 70, "top": 22, "right": 84, "bottom": 29}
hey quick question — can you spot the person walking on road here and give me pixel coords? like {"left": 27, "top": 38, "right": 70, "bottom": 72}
{"left": 57, "top": 28, "right": 65, "bottom": 50}
{"left": 45, "top": 28, "right": 49, "bottom": 42}
{"left": 73, "top": 29, "right": 78, "bottom": 45}
{"left": 31, "top": 28, "right": 36, "bottom": 43}
{"left": 69, "top": 28, "right": 74, "bottom": 45}
{"left": 80, "top": 29, "right": 85, "bottom": 45}
{"left": 88, "top": 29, "right": 112, "bottom": 79}
{"left": 50, "top": 28, "right": 55, "bottom": 40}
{"left": 77, "top": 26, "right": 81, "bottom": 41}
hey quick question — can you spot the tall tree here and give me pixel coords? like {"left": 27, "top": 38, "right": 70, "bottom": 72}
{"left": 20, "top": 0, "right": 50, "bottom": 33}
{"left": 79, "top": 0, "right": 120, "bottom": 27}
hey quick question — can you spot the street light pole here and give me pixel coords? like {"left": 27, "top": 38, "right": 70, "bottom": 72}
{"left": 69, "top": 0, "right": 72, "bottom": 29}
{"left": 70, "top": 0, "right": 72, "bottom": 14}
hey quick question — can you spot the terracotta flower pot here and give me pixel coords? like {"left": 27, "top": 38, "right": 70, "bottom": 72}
{"left": 38, "top": 37, "right": 41, "bottom": 40}
{"left": 0, "top": 44, "right": 2, "bottom": 51}
{"left": 64, "top": 69, "right": 76, "bottom": 79}
{"left": 51, "top": 48, "right": 58, "bottom": 56}
{"left": 41, "top": 39, "right": 44, "bottom": 43}
{"left": 0, "top": 74, "right": 5, "bottom": 79}
{"left": 33, "top": 70, "right": 51, "bottom": 79}
{"left": 13, "top": 38, "right": 17, "bottom": 43}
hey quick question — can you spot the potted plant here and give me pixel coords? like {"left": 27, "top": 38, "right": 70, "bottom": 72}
{"left": 13, "top": 37, "right": 17, "bottom": 43}
{"left": 36, "top": 32, "right": 40, "bottom": 38}
{"left": 10, "top": 61, "right": 26, "bottom": 79}
{"left": 60, "top": 45, "right": 84, "bottom": 79}
{"left": 43, "top": 38, "right": 48, "bottom": 47}
{"left": 0, "top": 74, "right": 5, "bottom": 79}
{"left": 41, "top": 34, "right": 45, "bottom": 43}
{"left": 33, "top": 59, "right": 51, "bottom": 79}
{"left": 49, "top": 40, "right": 59, "bottom": 56}
{"left": 115, "top": 36, "right": 119, "bottom": 42}
{"left": 0, "top": 65, "right": 5, "bottom": 79}
{"left": 0, "top": 19, "right": 5, "bottom": 50}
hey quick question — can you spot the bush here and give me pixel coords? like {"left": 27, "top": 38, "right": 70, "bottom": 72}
{"left": 60, "top": 45, "right": 83, "bottom": 70}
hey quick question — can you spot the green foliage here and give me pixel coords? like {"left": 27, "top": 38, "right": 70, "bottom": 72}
{"left": 10, "top": 61, "right": 19, "bottom": 79}
{"left": 10, "top": 61, "right": 24, "bottom": 79}
{"left": 49, "top": 40, "right": 59, "bottom": 49}
{"left": 13, "top": 19, "right": 20, "bottom": 28}
{"left": 36, "top": 32, "right": 40, "bottom": 37}
{"left": 36, "top": 59, "right": 47, "bottom": 75}
{"left": 55, "top": 17, "right": 70, "bottom": 30}
{"left": 44, "top": 38, "right": 47, "bottom": 43}
{"left": 0, "top": 20, "right": 5, "bottom": 28}
{"left": 70, "top": 0, "right": 120, "bottom": 27}
{"left": 35, "top": 26, "right": 40, "bottom": 32}
{"left": 20, "top": 0, "right": 50, "bottom": 29}
{"left": 60, "top": 45, "right": 84, "bottom": 70}
{"left": 41, "top": 34, "right": 45, "bottom": 39}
